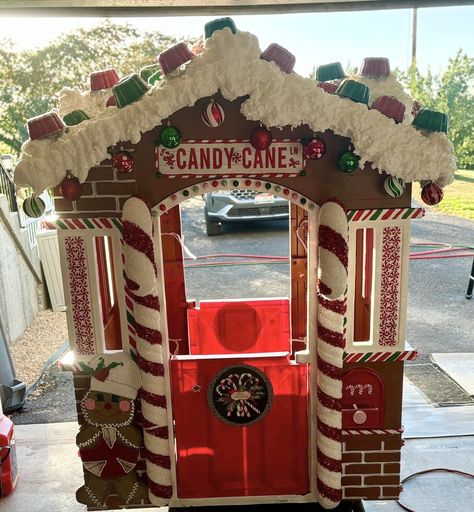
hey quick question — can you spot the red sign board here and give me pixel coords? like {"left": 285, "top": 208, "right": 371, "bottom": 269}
{"left": 156, "top": 139, "right": 305, "bottom": 178}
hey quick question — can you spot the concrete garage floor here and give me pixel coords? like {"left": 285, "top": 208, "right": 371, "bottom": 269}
{"left": 2, "top": 380, "right": 473, "bottom": 512}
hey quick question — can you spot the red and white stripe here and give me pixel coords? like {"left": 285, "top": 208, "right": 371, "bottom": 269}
{"left": 342, "top": 428, "right": 404, "bottom": 436}
{"left": 343, "top": 350, "right": 419, "bottom": 363}
{"left": 122, "top": 197, "right": 172, "bottom": 504}
{"left": 316, "top": 199, "right": 348, "bottom": 510}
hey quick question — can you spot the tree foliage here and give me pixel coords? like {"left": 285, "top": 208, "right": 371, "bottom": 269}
{"left": 0, "top": 21, "right": 178, "bottom": 154}
{"left": 395, "top": 51, "right": 474, "bottom": 169}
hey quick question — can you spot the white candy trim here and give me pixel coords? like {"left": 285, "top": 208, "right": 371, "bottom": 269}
{"left": 15, "top": 30, "right": 455, "bottom": 194}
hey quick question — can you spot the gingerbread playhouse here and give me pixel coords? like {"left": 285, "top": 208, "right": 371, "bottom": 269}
{"left": 15, "top": 18, "right": 456, "bottom": 510}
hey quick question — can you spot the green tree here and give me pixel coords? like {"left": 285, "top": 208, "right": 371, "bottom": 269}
{"left": 396, "top": 51, "right": 474, "bottom": 169}
{"left": 0, "top": 21, "right": 178, "bottom": 154}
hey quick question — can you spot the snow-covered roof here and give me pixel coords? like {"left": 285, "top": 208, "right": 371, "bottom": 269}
{"left": 14, "top": 28, "right": 457, "bottom": 194}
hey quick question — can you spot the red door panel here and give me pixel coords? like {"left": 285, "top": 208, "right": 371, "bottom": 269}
{"left": 171, "top": 356, "right": 309, "bottom": 498}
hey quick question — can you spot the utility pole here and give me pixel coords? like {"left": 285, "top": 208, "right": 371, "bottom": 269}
{"left": 412, "top": 7, "right": 418, "bottom": 65}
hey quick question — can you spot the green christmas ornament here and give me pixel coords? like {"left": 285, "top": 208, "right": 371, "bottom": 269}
{"left": 338, "top": 151, "right": 360, "bottom": 173}
{"left": 159, "top": 126, "right": 181, "bottom": 149}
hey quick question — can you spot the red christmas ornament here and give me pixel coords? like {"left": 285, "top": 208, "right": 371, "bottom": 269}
{"left": 421, "top": 182, "right": 444, "bottom": 206}
{"left": 60, "top": 173, "right": 82, "bottom": 201}
{"left": 304, "top": 138, "right": 326, "bottom": 160}
{"left": 112, "top": 150, "right": 135, "bottom": 174}
{"left": 201, "top": 99, "right": 225, "bottom": 128}
{"left": 250, "top": 126, "right": 272, "bottom": 150}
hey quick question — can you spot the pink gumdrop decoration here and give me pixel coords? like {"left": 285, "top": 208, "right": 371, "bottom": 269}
{"left": 119, "top": 400, "right": 131, "bottom": 412}
{"left": 84, "top": 398, "right": 96, "bottom": 410}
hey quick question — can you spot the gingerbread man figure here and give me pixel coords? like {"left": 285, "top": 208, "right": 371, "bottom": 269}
{"left": 76, "top": 353, "right": 147, "bottom": 508}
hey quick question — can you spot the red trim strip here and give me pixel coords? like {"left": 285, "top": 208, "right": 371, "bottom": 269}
{"left": 140, "top": 388, "right": 167, "bottom": 408}
{"left": 317, "top": 477, "right": 342, "bottom": 504}
{"left": 317, "top": 447, "right": 342, "bottom": 472}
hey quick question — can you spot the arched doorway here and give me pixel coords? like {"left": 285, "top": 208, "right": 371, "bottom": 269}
{"left": 152, "top": 178, "right": 318, "bottom": 501}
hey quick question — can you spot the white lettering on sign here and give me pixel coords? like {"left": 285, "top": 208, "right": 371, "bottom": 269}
{"left": 156, "top": 140, "right": 305, "bottom": 177}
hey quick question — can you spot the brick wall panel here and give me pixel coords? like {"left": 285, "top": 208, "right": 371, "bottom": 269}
{"left": 365, "top": 475, "right": 400, "bottom": 485}
{"left": 95, "top": 182, "right": 137, "bottom": 195}
{"left": 344, "top": 487, "right": 381, "bottom": 499}
{"left": 75, "top": 197, "right": 117, "bottom": 212}
{"left": 341, "top": 475, "right": 362, "bottom": 486}
{"left": 344, "top": 438, "right": 383, "bottom": 452}
{"left": 53, "top": 199, "right": 75, "bottom": 212}
{"left": 116, "top": 171, "right": 136, "bottom": 181}
{"left": 382, "top": 485, "right": 403, "bottom": 498}
{"left": 384, "top": 438, "right": 404, "bottom": 450}
{"left": 343, "top": 452, "right": 362, "bottom": 463}
{"left": 365, "top": 451, "right": 401, "bottom": 463}
{"left": 87, "top": 167, "right": 115, "bottom": 181}
{"left": 345, "top": 463, "right": 382, "bottom": 475}
{"left": 384, "top": 463, "right": 401, "bottom": 474}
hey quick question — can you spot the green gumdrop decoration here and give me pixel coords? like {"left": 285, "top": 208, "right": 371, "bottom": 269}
{"left": 338, "top": 151, "right": 360, "bottom": 173}
{"left": 159, "top": 126, "right": 181, "bottom": 149}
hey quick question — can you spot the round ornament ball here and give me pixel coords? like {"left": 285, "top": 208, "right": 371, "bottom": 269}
{"left": 338, "top": 151, "right": 360, "bottom": 173}
{"left": 159, "top": 126, "right": 181, "bottom": 149}
{"left": 421, "top": 182, "right": 444, "bottom": 206}
{"left": 304, "top": 138, "right": 326, "bottom": 160}
{"left": 23, "top": 195, "right": 45, "bottom": 218}
{"left": 250, "top": 126, "right": 272, "bottom": 151}
{"left": 60, "top": 174, "right": 82, "bottom": 201}
{"left": 112, "top": 150, "right": 134, "bottom": 174}
{"left": 201, "top": 100, "right": 225, "bottom": 128}
{"left": 384, "top": 176, "right": 406, "bottom": 198}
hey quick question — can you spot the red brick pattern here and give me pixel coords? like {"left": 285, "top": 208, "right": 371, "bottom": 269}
{"left": 342, "top": 434, "right": 402, "bottom": 500}
{"left": 53, "top": 164, "right": 137, "bottom": 217}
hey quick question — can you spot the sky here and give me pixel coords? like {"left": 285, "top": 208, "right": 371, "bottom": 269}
{"left": 0, "top": 6, "right": 473, "bottom": 77}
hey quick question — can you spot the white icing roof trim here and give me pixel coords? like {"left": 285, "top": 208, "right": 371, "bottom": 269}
{"left": 15, "top": 29, "right": 456, "bottom": 194}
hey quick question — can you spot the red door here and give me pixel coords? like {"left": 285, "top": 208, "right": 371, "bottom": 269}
{"left": 170, "top": 354, "right": 309, "bottom": 498}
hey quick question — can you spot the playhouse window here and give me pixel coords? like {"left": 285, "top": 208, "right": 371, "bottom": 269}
{"left": 353, "top": 228, "right": 375, "bottom": 343}
{"left": 161, "top": 195, "right": 306, "bottom": 357}
{"left": 95, "top": 236, "right": 121, "bottom": 350}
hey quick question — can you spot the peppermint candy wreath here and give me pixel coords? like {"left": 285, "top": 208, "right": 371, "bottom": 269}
{"left": 122, "top": 197, "right": 173, "bottom": 504}
{"left": 316, "top": 199, "right": 348, "bottom": 510}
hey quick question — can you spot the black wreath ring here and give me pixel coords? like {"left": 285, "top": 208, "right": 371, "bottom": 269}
{"left": 208, "top": 364, "right": 274, "bottom": 426}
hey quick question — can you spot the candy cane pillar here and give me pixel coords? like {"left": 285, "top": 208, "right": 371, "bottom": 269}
{"left": 316, "top": 200, "right": 348, "bottom": 509}
{"left": 122, "top": 197, "right": 172, "bottom": 504}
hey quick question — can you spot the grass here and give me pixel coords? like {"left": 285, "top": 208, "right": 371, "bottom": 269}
{"left": 414, "top": 169, "right": 474, "bottom": 220}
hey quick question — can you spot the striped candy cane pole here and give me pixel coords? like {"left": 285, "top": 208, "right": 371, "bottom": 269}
{"left": 316, "top": 199, "right": 348, "bottom": 509}
{"left": 122, "top": 197, "right": 172, "bottom": 504}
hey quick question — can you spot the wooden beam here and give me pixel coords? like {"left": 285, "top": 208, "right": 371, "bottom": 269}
{"left": 0, "top": 0, "right": 473, "bottom": 17}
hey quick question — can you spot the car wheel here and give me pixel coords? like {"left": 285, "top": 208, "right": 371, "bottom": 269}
{"left": 205, "top": 209, "right": 223, "bottom": 236}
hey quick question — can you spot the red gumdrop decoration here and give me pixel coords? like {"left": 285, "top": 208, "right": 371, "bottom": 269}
{"left": 106, "top": 95, "right": 117, "bottom": 107}
{"left": 250, "top": 126, "right": 272, "bottom": 150}
{"left": 60, "top": 174, "right": 82, "bottom": 201}
{"left": 421, "top": 182, "right": 444, "bottom": 206}
{"left": 112, "top": 150, "right": 134, "bottom": 174}
{"left": 304, "top": 138, "right": 326, "bottom": 160}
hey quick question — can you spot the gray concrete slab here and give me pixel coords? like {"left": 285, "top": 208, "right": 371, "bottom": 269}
{"left": 403, "top": 378, "right": 474, "bottom": 438}
{"left": 431, "top": 353, "right": 474, "bottom": 396}
{"left": 364, "top": 437, "right": 474, "bottom": 512}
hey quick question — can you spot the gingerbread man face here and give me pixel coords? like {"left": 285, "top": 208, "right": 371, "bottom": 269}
{"left": 82, "top": 390, "right": 135, "bottom": 426}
